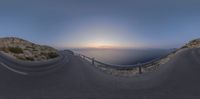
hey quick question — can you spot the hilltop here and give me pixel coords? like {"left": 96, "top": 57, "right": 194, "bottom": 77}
{"left": 0, "top": 37, "right": 59, "bottom": 61}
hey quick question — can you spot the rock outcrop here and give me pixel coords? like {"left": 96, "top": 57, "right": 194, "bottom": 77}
{"left": 0, "top": 37, "right": 59, "bottom": 61}
{"left": 183, "top": 39, "right": 200, "bottom": 48}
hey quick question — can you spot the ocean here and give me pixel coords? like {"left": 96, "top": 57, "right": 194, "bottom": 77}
{"left": 72, "top": 48, "right": 173, "bottom": 65}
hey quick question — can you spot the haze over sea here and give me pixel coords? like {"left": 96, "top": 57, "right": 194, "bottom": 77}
{"left": 73, "top": 48, "right": 173, "bottom": 66}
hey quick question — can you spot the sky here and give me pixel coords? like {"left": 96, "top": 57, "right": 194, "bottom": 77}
{"left": 0, "top": 0, "right": 200, "bottom": 49}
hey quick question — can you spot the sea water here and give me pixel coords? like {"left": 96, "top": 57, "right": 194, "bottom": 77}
{"left": 73, "top": 48, "right": 173, "bottom": 66}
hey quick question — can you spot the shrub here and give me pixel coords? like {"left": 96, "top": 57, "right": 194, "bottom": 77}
{"left": 8, "top": 47, "right": 23, "bottom": 54}
{"left": 26, "top": 46, "right": 33, "bottom": 49}
{"left": 33, "top": 49, "right": 38, "bottom": 51}
{"left": 25, "top": 57, "right": 34, "bottom": 61}
{"left": 47, "top": 52, "right": 59, "bottom": 58}
{"left": 16, "top": 56, "right": 26, "bottom": 60}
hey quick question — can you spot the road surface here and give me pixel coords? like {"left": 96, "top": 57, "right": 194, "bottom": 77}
{"left": 0, "top": 48, "right": 199, "bottom": 99}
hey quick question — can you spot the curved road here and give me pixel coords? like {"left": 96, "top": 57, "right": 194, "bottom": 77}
{"left": 0, "top": 48, "right": 200, "bottom": 99}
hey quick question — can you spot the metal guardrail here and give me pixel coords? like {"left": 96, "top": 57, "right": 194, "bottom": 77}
{"left": 76, "top": 49, "right": 177, "bottom": 74}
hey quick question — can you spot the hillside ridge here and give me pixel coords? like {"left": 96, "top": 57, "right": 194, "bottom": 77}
{"left": 0, "top": 37, "right": 59, "bottom": 61}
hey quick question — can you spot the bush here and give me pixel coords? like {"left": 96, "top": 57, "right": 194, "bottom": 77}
{"left": 25, "top": 57, "right": 34, "bottom": 61}
{"left": 8, "top": 47, "right": 23, "bottom": 54}
{"left": 48, "top": 52, "right": 59, "bottom": 58}
{"left": 16, "top": 56, "right": 26, "bottom": 60}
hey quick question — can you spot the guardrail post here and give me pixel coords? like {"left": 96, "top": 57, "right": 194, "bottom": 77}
{"left": 139, "top": 65, "right": 142, "bottom": 74}
{"left": 92, "top": 58, "right": 95, "bottom": 65}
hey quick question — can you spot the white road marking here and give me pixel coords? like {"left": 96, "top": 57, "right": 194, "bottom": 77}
{"left": 0, "top": 62, "right": 28, "bottom": 75}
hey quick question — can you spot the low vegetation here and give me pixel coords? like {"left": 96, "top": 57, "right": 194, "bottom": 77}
{"left": 8, "top": 47, "right": 23, "bottom": 54}
{"left": 47, "top": 52, "right": 59, "bottom": 58}
{"left": 25, "top": 57, "right": 34, "bottom": 61}
{"left": 40, "top": 52, "right": 59, "bottom": 59}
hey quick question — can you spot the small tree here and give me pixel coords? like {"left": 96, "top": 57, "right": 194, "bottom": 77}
{"left": 8, "top": 47, "right": 23, "bottom": 54}
{"left": 48, "top": 52, "right": 59, "bottom": 58}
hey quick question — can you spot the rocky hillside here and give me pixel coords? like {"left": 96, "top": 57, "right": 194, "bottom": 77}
{"left": 0, "top": 37, "right": 59, "bottom": 61}
{"left": 141, "top": 38, "right": 200, "bottom": 73}
{"left": 183, "top": 39, "right": 200, "bottom": 48}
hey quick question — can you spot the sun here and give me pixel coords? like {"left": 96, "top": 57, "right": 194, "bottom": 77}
{"left": 86, "top": 42, "right": 117, "bottom": 49}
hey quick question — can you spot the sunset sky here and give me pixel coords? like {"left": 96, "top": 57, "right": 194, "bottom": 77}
{"left": 0, "top": 0, "right": 200, "bottom": 49}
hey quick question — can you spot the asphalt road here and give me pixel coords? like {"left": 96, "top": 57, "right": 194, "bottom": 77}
{"left": 0, "top": 48, "right": 200, "bottom": 99}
